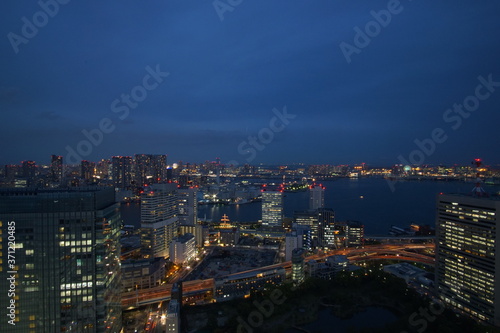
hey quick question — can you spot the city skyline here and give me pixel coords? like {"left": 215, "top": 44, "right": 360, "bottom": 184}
{"left": 1, "top": 2, "right": 500, "bottom": 166}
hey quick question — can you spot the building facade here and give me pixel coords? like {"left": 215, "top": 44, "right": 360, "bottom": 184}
{"left": 0, "top": 188, "right": 122, "bottom": 332}
{"left": 121, "top": 257, "right": 166, "bottom": 291}
{"left": 436, "top": 194, "right": 500, "bottom": 326}
{"left": 111, "top": 156, "right": 133, "bottom": 189}
{"left": 261, "top": 190, "right": 283, "bottom": 227}
{"left": 169, "top": 233, "right": 196, "bottom": 265}
{"left": 309, "top": 184, "right": 325, "bottom": 210}
{"left": 177, "top": 187, "right": 198, "bottom": 226}
{"left": 141, "top": 184, "right": 179, "bottom": 258}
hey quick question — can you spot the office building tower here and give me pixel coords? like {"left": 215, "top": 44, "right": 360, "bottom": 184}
{"left": 345, "top": 221, "right": 364, "bottom": 247}
{"left": 50, "top": 155, "right": 63, "bottom": 184}
{"left": 4, "top": 164, "right": 19, "bottom": 182}
{"left": 21, "top": 160, "right": 37, "bottom": 185}
{"left": 294, "top": 211, "right": 319, "bottom": 244}
{"left": 166, "top": 167, "right": 173, "bottom": 182}
{"left": 177, "top": 187, "right": 198, "bottom": 226}
{"left": 309, "top": 184, "right": 325, "bottom": 210}
{"left": 95, "top": 159, "right": 110, "bottom": 180}
{"left": 134, "top": 154, "right": 167, "bottom": 186}
{"left": 285, "top": 224, "right": 312, "bottom": 261}
{"left": 111, "top": 156, "right": 133, "bottom": 188}
{"left": 261, "top": 189, "right": 283, "bottom": 227}
{"left": 292, "top": 248, "right": 306, "bottom": 286}
{"left": 317, "top": 208, "right": 335, "bottom": 246}
{"left": 80, "top": 160, "right": 95, "bottom": 183}
{"left": 0, "top": 187, "right": 122, "bottom": 332}
{"left": 179, "top": 224, "right": 206, "bottom": 247}
{"left": 322, "top": 221, "right": 338, "bottom": 249}
{"left": 169, "top": 233, "right": 196, "bottom": 265}
{"left": 436, "top": 194, "right": 500, "bottom": 326}
{"left": 141, "top": 183, "right": 179, "bottom": 258}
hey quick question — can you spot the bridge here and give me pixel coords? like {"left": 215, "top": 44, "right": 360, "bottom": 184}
{"left": 122, "top": 243, "right": 435, "bottom": 308}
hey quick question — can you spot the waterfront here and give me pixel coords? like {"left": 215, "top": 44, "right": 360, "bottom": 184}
{"left": 121, "top": 177, "right": 500, "bottom": 235}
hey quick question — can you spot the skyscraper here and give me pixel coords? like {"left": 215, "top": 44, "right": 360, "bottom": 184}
{"left": 80, "top": 160, "right": 95, "bottom": 183}
{"left": 317, "top": 208, "right": 335, "bottom": 247}
{"left": 436, "top": 193, "right": 500, "bottom": 326}
{"left": 141, "top": 183, "right": 179, "bottom": 258}
{"left": 21, "top": 160, "right": 36, "bottom": 186}
{"left": 111, "top": 156, "right": 133, "bottom": 188}
{"left": 177, "top": 187, "right": 198, "bottom": 226}
{"left": 134, "top": 154, "right": 167, "bottom": 186}
{"left": 309, "top": 184, "right": 325, "bottom": 210}
{"left": 261, "top": 189, "right": 283, "bottom": 227}
{"left": 50, "top": 155, "right": 63, "bottom": 184}
{"left": 292, "top": 248, "right": 305, "bottom": 286}
{"left": 0, "top": 187, "right": 122, "bottom": 332}
{"left": 294, "top": 211, "right": 319, "bottom": 245}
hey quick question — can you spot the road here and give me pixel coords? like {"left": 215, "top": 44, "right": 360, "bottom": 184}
{"left": 122, "top": 243, "right": 435, "bottom": 308}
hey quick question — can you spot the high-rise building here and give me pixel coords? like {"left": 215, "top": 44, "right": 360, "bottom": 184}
{"left": 285, "top": 224, "right": 312, "bottom": 261}
{"left": 177, "top": 187, "right": 198, "bottom": 226}
{"left": 95, "top": 159, "right": 110, "bottom": 180}
{"left": 134, "top": 154, "right": 167, "bottom": 186}
{"left": 141, "top": 183, "right": 179, "bottom": 258}
{"left": 0, "top": 187, "right": 122, "bottom": 332}
{"left": 292, "top": 248, "right": 305, "bottom": 286}
{"left": 111, "top": 156, "right": 133, "bottom": 188}
{"left": 50, "top": 155, "right": 63, "bottom": 184}
{"left": 345, "top": 221, "right": 364, "bottom": 247}
{"left": 80, "top": 160, "right": 95, "bottom": 183}
{"left": 166, "top": 299, "right": 180, "bottom": 333}
{"left": 309, "top": 184, "right": 325, "bottom": 210}
{"left": 261, "top": 189, "right": 283, "bottom": 227}
{"left": 317, "top": 208, "right": 335, "bottom": 246}
{"left": 4, "top": 164, "right": 19, "bottom": 182}
{"left": 294, "top": 210, "right": 319, "bottom": 245}
{"left": 169, "top": 233, "right": 196, "bottom": 265}
{"left": 21, "top": 160, "right": 36, "bottom": 185}
{"left": 436, "top": 193, "right": 500, "bottom": 326}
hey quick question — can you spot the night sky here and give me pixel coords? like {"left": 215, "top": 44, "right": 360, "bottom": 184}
{"left": 1, "top": 1, "right": 500, "bottom": 166}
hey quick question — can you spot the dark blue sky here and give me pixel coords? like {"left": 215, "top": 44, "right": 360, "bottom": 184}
{"left": 1, "top": 1, "right": 500, "bottom": 166}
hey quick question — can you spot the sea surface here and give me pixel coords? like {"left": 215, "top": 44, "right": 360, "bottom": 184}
{"left": 121, "top": 177, "right": 500, "bottom": 235}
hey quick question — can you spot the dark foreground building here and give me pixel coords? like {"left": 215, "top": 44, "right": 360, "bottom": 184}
{"left": 436, "top": 193, "right": 500, "bottom": 326}
{"left": 0, "top": 187, "right": 122, "bottom": 332}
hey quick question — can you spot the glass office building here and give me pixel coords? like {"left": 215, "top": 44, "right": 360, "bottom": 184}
{"left": 436, "top": 193, "right": 500, "bottom": 326}
{"left": 0, "top": 187, "right": 122, "bottom": 332}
